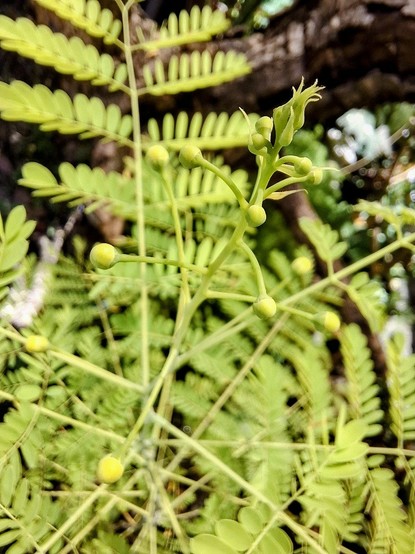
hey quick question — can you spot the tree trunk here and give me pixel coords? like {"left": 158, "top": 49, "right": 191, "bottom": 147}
{"left": 197, "top": 0, "right": 415, "bottom": 122}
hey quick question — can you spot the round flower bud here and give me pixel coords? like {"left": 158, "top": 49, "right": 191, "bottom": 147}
{"left": 294, "top": 157, "right": 313, "bottom": 176}
{"left": 322, "top": 311, "right": 341, "bottom": 333}
{"left": 179, "top": 145, "right": 203, "bottom": 169}
{"left": 90, "top": 243, "right": 118, "bottom": 270}
{"left": 253, "top": 295, "right": 277, "bottom": 320}
{"left": 25, "top": 335, "right": 49, "bottom": 353}
{"left": 246, "top": 205, "right": 267, "bottom": 227}
{"left": 309, "top": 168, "right": 323, "bottom": 185}
{"left": 97, "top": 455, "right": 124, "bottom": 484}
{"left": 248, "top": 133, "right": 269, "bottom": 156}
{"left": 255, "top": 116, "right": 273, "bottom": 137}
{"left": 292, "top": 256, "right": 313, "bottom": 275}
{"left": 146, "top": 145, "right": 169, "bottom": 170}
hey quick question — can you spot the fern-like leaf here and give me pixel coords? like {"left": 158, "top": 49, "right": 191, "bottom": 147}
{"left": 365, "top": 467, "right": 414, "bottom": 554}
{"left": 137, "top": 5, "right": 230, "bottom": 51}
{"left": 0, "top": 206, "right": 35, "bottom": 305}
{"left": 139, "top": 50, "right": 250, "bottom": 96}
{"left": 144, "top": 111, "right": 256, "bottom": 151}
{"left": 339, "top": 324, "right": 383, "bottom": 437}
{"left": 33, "top": 0, "right": 122, "bottom": 45}
{"left": 0, "top": 81, "right": 133, "bottom": 144}
{"left": 299, "top": 217, "right": 347, "bottom": 264}
{"left": 385, "top": 333, "right": 415, "bottom": 443}
{"left": 0, "top": 17, "right": 128, "bottom": 92}
{"left": 18, "top": 161, "right": 136, "bottom": 218}
{"left": 344, "top": 272, "right": 385, "bottom": 332}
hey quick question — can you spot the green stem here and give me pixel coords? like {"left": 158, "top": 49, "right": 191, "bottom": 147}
{"left": 199, "top": 157, "right": 248, "bottom": 208}
{"left": 239, "top": 240, "right": 267, "bottom": 296}
{"left": 264, "top": 174, "right": 309, "bottom": 197}
{"left": 0, "top": 327, "right": 142, "bottom": 393}
{"left": 122, "top": 0, "right": 150, "bottom": 388}
{"left": 119, "top": 216, "right": 249, "bottom": 455}
{"left": 117, "top": 254, "right": 207, "bottom": 274}
{"left": 152, "top": 411, "right": 327, "bottom": 554}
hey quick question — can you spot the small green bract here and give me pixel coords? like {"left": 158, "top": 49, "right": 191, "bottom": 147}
{"left": 90, "top": 243, "right": 118, "bottom": 269}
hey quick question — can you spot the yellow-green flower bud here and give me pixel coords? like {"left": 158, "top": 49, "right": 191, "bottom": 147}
{"left": 273, "top": 104, "right": 291, "bottom": 139}
{"left": 253, "top": 295, "right": 277, "bottom": 319}
{"left": 179, "top": 145, "right": 203, "bottom": 169}
{"left": 322, "top": 311, "right": 341, "bottom": 333}
{"left": 294, "top": 157, "right": 313, "bottom": 176}
{"left": 292, "top": 256, "right": 313, "bottom": 275}
{"left": 90, "top": 243, "right": 119, "bottom": 269}
{"left": 255, "top": 116, "right": 273, "bottom": 138}
{"left": 146, "top": 145, "right": 169, "bottom": 170}
{"left": 97, "top": 455, "right": 124, "bottom": 484}
{"left": 278, "top": 107, "right": 295, "bottom": 147}
{"left": 309, "top": 168, "right": 323, "bottom": 185}
{"left": 246, "top": 205, "right": 267, "bottom": 227}
{"left": 25, "top": 335, "right": 49, "bottom": 353}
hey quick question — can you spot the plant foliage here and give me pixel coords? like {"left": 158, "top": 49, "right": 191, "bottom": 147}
{"left": 0, "top": 2, "right": 415, "bottom": 553}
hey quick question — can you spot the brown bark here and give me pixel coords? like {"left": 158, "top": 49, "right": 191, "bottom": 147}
{"left": 197, "top": 0, "right": 415, "bottom": 122}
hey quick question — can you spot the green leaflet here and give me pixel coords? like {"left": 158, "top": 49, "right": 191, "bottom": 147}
{"left": 19, "top": 162, "right": 136, "bottom": 219}
{"left": 0, "top": 81, "right": 133, "bottom": 143}
{"left": 340, "top": 324, "right": 383, "bottom": 437}
{"left": 143, "top": 111, "right": 257, "bottom": 151}
{"left": 0, "top": 206, "right": 35, "bottom": 305}
{"left": 344, "top": 272, "right": 385, "bottom": 332}
{"left": 136, "top": 5, "right": 230, "bottom": 50}
{"left": 0, "top": 16, "right": 128, "bottom": 91}
{"left": 299, "top": 217, "right": 348, "bottom": 264}
{"left": 139, "top": 50, "right": 251, "bottom": 96}
{"left": 33, "top": 0, "right": 122, "bottom": 45}
{"left": 386, "top": 333, "right": 415, "bottom": 442}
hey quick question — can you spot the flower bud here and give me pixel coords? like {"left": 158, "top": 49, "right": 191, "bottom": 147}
{"left": 25, "top": 335, "right": 49, "bottom": 353}
{"left": 146, "top": 145, "right": 169, "bottom": 170}
{"left": 278, "top": 107, "right": 295, "bottom": 147}
{"left": 322, "top": 311, "right": 341, "bottom": 333}
{"left": 255, "top": 116, "right": 273, "bottom": 138}
{"left": 179, "top": 145, "right": 203, "bottom": 169}
{"left": 246, "top": 205, "right": 267, "bottom": 227}
{"left": 97, "top": 455, "right": 124, "bottom": 484}
{"left": 292, "top": 256, "right": 313, "bottom": 275}
{"left": 294, "top": 157, "right": 313, "bottom": 176}
{"left": 253, "top": 295, "right": 277, "bottom": 319}
{"left": 90, "top": 243, "right": 119, "bottom": 269}
{"left": 309, "top": 168, "right": 323, "bottom": 185}
{"left": 248, "top": 132, "right": 268, "bottom": 155}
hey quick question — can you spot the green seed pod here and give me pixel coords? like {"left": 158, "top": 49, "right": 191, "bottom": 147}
{"left": 322, "top": 311, "right": 341, "bottom": 333}
{"left": 25, "top": 335, "right": 49, "bottom": 353}
{"left": 294, "top": 157, "right": 313, "bottom": 176}
{"left": 292, "top": 256, "right": 313, "bottom": 275}
{"left": 146, "top": 145, "right": 169, "bottom": 170}
{"left": 97, "top": 455, "right": 124, "bottom": 484}
{"left": 179, "top": 145, "right": 203, "bottom": 169}
{"left": 90, "top": 243, "right": 119, "bottom": 270}
{"left": 246, "top": 205, "right": 267, "bottom": 227}
{"left": 253, "top": 295, "right": 277, "bottom": 319}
